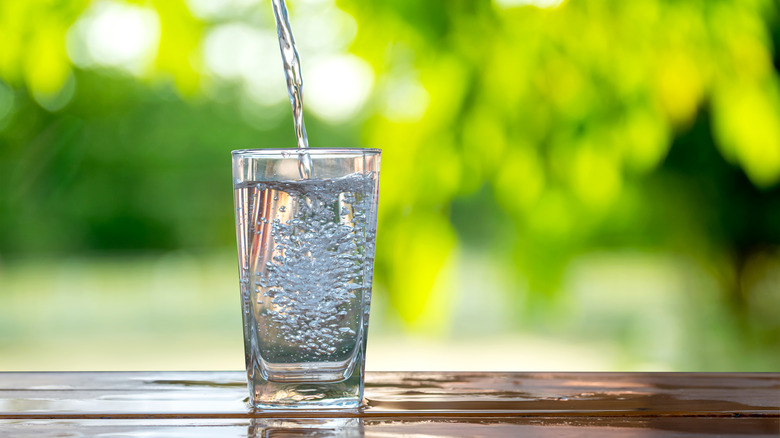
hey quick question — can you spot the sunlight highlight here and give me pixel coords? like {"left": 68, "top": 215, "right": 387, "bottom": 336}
{"left": 66, "top": 1, "right": 160, "bottom": 75}
{"left": 306, "top": 55, "right": 374, "bottom": 123}
{"left": 494, "top": 0, "right": 564, "bottom": 9}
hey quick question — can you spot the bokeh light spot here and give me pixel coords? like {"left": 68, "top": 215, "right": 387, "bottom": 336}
{"left": 381, "top": 76, "right": 429, "bottom": 123}
{"left": 494, "top": 0, "right": 564, "bottom": 9}
{"left": 66, "top": 1, "right": 160, "bottom": 75}
{"left": 306, "top": 54, "right": 374, "bottom": 123}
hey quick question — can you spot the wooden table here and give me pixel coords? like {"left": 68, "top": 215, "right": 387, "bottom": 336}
{"left": 0, "top": 372, "right": 777, "bottom": 436}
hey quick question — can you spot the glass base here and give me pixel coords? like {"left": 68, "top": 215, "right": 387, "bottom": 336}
{"left": 248, "top": 356, "right": 364, "bottom": 409}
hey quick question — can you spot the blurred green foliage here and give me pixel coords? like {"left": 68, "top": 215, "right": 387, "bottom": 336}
{"left": 1, "top": 0, "right": 779, "bottom": 369}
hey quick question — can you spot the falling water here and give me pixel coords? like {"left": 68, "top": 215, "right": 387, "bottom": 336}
{"left": 271, "top": 0, "right": 313, "bottom": 179}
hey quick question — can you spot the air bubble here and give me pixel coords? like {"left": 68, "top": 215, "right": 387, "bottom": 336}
{"left": 238, "top": 173, "right": 375, "bottom": 358}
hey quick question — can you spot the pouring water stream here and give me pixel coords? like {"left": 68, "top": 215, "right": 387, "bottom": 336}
{"left": 271, "top": 0, "right": 313, "bottom": 179}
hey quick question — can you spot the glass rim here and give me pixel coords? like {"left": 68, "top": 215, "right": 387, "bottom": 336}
{"left": 232, "top": 147, "right": 381, "bottom": 156}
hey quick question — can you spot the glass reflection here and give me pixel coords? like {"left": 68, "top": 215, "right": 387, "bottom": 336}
{"left": 247, "top": 417, "right": 364, "bottom": 437}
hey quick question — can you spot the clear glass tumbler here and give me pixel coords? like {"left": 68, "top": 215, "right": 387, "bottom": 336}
{"left": 232, "top": 148, "right": 381, "bottom": 409}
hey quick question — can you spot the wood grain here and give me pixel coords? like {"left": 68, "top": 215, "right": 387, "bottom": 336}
{"left": 0, "top": 372, "right": 777, "bottom": 436}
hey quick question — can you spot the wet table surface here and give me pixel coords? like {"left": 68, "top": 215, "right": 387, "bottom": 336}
{"left": 0, "top": 371, "right": 778, "bottom": 436}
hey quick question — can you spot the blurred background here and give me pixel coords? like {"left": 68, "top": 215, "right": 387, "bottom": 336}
{"left": 1, "top": 0, "right": 779, "bottom": 372}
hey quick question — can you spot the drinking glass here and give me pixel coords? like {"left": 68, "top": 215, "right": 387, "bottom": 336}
{"left": 232, "top": 148, "right": 380, "bottom": 409}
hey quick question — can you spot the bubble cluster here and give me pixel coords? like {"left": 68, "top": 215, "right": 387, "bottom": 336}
{"left": 242, "top": 173, "right": 376, "bottom": 359}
